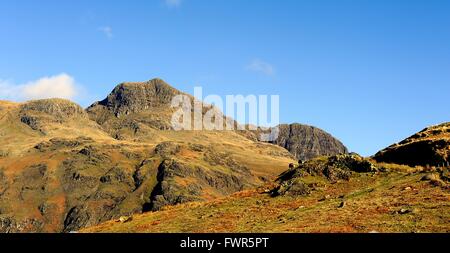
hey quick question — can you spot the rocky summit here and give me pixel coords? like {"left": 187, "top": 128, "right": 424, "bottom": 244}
{"left": 88, "top": 78, "right": 182, "bottom": 118}
{"left": 86, "top": 78, "right": 239, "bottom": 140}
{"left": 86, "top": 79, "right": 183, "bottom": 136}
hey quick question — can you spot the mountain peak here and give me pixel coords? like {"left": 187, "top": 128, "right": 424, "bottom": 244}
{"left": 91, "top": 78, "right": 182, "bottom": 117}
{"left": 119, "top": 78, "right": 172, "bottom": 89}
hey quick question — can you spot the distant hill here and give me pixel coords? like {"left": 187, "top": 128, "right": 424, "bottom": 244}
{"left": 248, "top": 123, "right": 348, "bottom": 161}
{"left": 270, "top": 124, "right": 348, "bottom": 161}
{"left": 374, "top": 122, "right": 450, "bottom": 167}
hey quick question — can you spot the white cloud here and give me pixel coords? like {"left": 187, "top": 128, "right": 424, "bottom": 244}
{"left": 98, "top": 26, "right": 113, "bottom": 39}
{"left": 246, "top": 59, "right": 275, "bottom": 76}
{"left": 165, "top": 0, "right": 183, "bottom": 8}
{"left": 0, "top": 73, "right": 79, "bottom": 102}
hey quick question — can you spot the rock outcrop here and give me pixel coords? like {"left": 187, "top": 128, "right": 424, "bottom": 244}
{"left": 272, "top": 154, "right": 377, "bottom": 197}
{"left": 148, "top": 158, "right": 249, "bottom": 211}
{"left": 374, "top": 122, "right": 450, "bottom": 167}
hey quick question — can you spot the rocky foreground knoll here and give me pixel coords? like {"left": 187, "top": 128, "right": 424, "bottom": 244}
{"left": 374, "top": 122, "right": 450, "bottom": 167}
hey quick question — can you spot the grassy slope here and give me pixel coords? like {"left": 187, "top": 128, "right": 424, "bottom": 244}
{"left": 82, "top": 168, "right": 450, "bottom": 233}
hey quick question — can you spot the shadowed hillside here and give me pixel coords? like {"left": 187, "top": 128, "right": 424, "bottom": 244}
{"left": 374, "top": 122, "right": 450, "bottom": 167}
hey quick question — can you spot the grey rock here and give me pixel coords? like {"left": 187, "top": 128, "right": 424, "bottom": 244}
{"left": 269, "top": 124, "right": 348, "bottom": 161}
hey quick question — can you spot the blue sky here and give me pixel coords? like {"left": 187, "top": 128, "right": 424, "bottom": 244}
{"left": 0, "top": 0, "right": 449, "bottom": 156}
